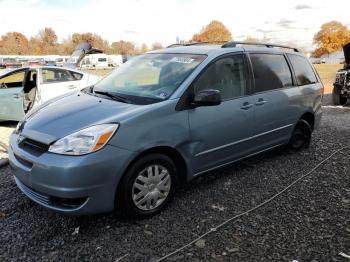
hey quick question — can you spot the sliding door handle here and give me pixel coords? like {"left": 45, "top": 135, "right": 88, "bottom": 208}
{"left": 240, "top": 102, "right": 253, "bottom": 110}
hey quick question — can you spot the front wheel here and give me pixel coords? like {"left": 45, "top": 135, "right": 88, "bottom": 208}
{"left": 117, "top": 154, "right": 177, "bottom": 218}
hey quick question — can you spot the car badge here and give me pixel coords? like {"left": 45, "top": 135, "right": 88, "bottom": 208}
{"left": 17, "top": 135, "right": 25, "bottom": 144}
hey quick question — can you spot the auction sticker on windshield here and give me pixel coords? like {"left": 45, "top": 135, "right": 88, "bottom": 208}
{"left": 170, "top": 57, "right": 194, "bottom": 64}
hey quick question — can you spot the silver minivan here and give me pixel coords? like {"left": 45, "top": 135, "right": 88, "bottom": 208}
{"left": 9, "top": 42, "right": 323, "bottom": 217}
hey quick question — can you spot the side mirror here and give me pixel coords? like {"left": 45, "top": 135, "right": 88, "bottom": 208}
{"left": 193, "top": 89, "right": 221, "bottom": 107}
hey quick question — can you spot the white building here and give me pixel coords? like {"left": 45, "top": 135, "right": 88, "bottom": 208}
{"left": 320, "top": 49, "right": 345, "bottom": 64}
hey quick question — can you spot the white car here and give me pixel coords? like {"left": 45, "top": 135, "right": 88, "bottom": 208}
{"left": 0, "top": 66, "right": 101, "bottom": 121}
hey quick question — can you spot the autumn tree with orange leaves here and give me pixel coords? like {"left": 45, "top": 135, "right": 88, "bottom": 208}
{"left": 192, "top": 20, "right": 232, "bottom": 43}
{"left": 313, "top": 21, "right": 350, "bottom": 57}
{"left": 0, "top": 32, "right": 29, "bottom": 55}
{"left": 29, "top": 27, "right": 58, "bottom": 55}
{"left": 111, "top": 40, "right": 135, "bottom": 55}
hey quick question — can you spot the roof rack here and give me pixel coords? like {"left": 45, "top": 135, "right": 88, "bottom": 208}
{"left": 166, "top": 41, "right": 227, "bottom": 48}
{"left": 167, "top": 41, "right": 300, "bottom": 52}
{"left": 221, "top": 41, "right": 299, "bottom": 52}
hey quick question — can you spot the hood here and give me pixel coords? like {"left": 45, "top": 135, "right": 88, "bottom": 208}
{"left": 343, "top": 42, "right": 350, "bottom": 65}
{"left": 21, "top": 92, "right": 145, "bottom": 144}
{"left": 65, "top": 42, "right": 103, "bottom": 68}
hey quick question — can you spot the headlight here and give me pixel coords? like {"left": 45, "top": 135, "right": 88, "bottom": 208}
{"left": 48, "top": 124, "right": 119, "bottom": 155}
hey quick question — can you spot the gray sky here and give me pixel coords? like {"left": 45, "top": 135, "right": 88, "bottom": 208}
{"left": 0, "top": 0, "right": 348, "bottom": 50}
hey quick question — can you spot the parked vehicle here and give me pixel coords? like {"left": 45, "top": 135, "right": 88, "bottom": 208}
{"left": 65, "top": 42, "right": 103, "bottom": 68}
{"left": 9, "top": 42, "right": 323, "bottom": 217}
{"left": 108, "top": 55, "right": 123, "bottom": 67}
{"left": 0, "top": 66, "right": 101, "bottom": 121}
{"left": 90, "top": 54, "right": 109, "bottom": 68}
{"left": 80, "top": 54, "right": 109, "bottom": 69}
{"left": 55, "top": 57, "right": 69, "bottom": 67}
{"left": 1, "top": 58, "right": 22, "bottom": 68}
{"left": 333, "top": 43, "right": 350, "bottom": 105}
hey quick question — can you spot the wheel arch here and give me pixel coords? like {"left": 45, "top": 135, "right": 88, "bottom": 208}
{"left": 299, "top": 112, "right": 315, "bottom": 131}
{"left": 115, "top": 146, "right": 188, "bottom": 208}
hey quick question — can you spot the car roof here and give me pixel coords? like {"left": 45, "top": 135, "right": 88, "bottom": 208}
{"left": 148, "top": 44, "right": 304, "bottom": 57}
{"left": 149, "top": 45, "right": 228, "bottom": 55}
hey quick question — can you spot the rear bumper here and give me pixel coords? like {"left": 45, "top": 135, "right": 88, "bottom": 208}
{"left": 9, "top": 133, "right": 135, "bottom": 215}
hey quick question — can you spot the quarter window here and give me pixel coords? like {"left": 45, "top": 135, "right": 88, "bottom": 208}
{"left": 288, "top": 54, "right": 317, "bottom": 86}
{"left": 250, "top": 54, "right": 292, "bottom": 92}
{"left": 42, "top": 69, "right": 74, "bottom": 83}
{"left": 70, "top": 71, "right": 83, "bottom": 80}
{"left": 194, "top": 55, "right": 247, "bottom": 100}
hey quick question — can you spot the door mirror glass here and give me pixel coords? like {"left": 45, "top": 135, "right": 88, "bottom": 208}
{"left": 193, "top": 89, "right": 221, "bottom": 106}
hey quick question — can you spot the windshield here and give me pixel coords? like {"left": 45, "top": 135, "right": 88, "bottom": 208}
{"left": 93, "top": 53, "right": 206, "bottom": 102}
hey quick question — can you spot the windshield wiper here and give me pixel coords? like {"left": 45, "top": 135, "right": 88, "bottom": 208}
{"left": 94, "top": 90, "right": 132, "bottom": 104}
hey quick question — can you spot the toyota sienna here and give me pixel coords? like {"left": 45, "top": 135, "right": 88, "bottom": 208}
{"left": 9, "top": 42, "right": 323, "bottom": 217}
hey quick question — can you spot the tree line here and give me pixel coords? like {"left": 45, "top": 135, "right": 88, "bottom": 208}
{"left": 0, "top": 28, "right": 162, "bottom": 56}
{"left": 0, "top": 20, "right": 349, "bottom": 57}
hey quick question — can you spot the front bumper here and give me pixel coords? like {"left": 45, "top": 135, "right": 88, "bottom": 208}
{"left": 9, "top": 133, "right": 135, "bottom": 215}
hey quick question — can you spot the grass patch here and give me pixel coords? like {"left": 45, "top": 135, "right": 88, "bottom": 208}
{"left": 314, "top": 64, "right": 343, "bottom": 87}
{"left": 82, "top": 69, "right": 112, "bottom": 77}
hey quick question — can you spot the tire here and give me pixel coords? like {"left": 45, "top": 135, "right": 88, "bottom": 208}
{"left": 288, "top": 119, "right": 312, "bottom": 151}
{"left": 117, "top": 154, "right": 177, "bottom": 218}
{"left": 332, "top": 87, "right": 347, "bottom": 105}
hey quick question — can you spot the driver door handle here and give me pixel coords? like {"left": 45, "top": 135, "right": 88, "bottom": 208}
{"left": 240, "top": 102, "right": 253, "bottom": 110}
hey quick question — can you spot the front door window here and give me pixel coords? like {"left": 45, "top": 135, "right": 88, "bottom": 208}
{"left": 0, "top": 70, "right": 25, "bottom": 89}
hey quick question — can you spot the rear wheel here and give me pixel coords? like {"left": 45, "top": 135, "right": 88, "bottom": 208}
{"left": 117, "top": 154, "right": 177, "bottom": 218}
{"left": 288, "top": 119, "right": 312, "bottom": 151}
{"left": 332, "top": 86, "right": 347, "bottom": 105}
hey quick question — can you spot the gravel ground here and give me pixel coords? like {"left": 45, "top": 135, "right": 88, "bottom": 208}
{"left": 0, "top": 107, "right": 349, "bottom": 262}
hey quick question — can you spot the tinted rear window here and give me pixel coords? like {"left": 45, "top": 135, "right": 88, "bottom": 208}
{"left": 288, "top": 54, "right": 317, "bottom": 85}
{"left": 250, "top": 53, "right": 293, "bottom": 93}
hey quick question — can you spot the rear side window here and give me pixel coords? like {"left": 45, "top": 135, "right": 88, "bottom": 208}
{"left": 250, "top": 54, "right": 292, "bottom": 92}
{"left": 42, "top": 69, "right": 74, "bottom": 83}
{"left": 287, "top": 54, "right": 317, "bottom": 86}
